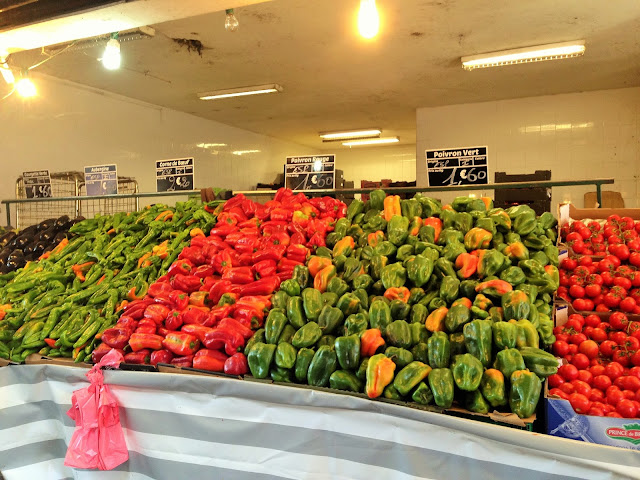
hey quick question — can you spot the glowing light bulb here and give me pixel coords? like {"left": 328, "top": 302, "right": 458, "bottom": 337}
{"left": 102, "top": 36, "right": 121, "bottom": 70}
{"left": 358, "top": 0, "right": 379, "bottom": 39}
{"left": 15, "top": 74, "right": 36, "bottom": 98}
{"left": 225, "top": 9, "right": 239, "bottom": 32}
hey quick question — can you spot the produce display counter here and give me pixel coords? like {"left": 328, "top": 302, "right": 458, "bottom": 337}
{"left": 1, "top": 363, "right": 638, "bottom": 480}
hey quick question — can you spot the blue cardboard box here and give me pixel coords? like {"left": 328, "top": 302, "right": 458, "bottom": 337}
{"left": 546, "top": 392, "right": 640, "bottom": 450}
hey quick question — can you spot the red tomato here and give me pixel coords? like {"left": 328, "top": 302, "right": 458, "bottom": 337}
{"left": 603, "top": 293, "right": 622, "bottom": 309}
{"left": 578, "top": 340, "right": 599, "bottom": 359}
{"left": 611, "top": 331, "right": 628, "bottom": 345}
{"left": 626, "top": 336, "right": 640, "bottom": 351}
{"left": 609, "top": 244, "right": 631, "bottom": 262}
{"left": 549, "top": 388, "right": 570, "bottom": 400}
{"left": 553, "top": 340, "right": 570, "bottom": 357}
{"left": 596, "top": 303, "right": 611, "bottom": 312}
{"left": 630, "top": 366, "right": 640, "bottom": 379}
{"left": 620, "top": 375, "right": 640, "bottom": 392}
{"left": 620, "top": 297, "right": 638, "bottom": 313}
{"left": 570, "top": 353, "right": 590, "bottom": 371}
{"left": 548, "top": 373, "right": 565, "bottom": 388}
{"left": 569, "top": 393, "right": 591, "bottom": 414}
{"left": 569, "top": 333, "right": 587, "bottom": 345}
{"left": 573, "top": 298, "right": 590, "bottom": 311}
{"left": 588, "top": 407, "right": 605, "bottom": 416}
{"left": 629, "top": 252, "right": 640, "bottom": 268}
{"left": 606, "top": 254, "right": 622, "bottom": 268}
{"left": 590, "top": 328, "right": 608, "bottom": 343}
{"left": 609, "top": 312, "right": 630, "bottom": 331}
{"left": 571, "top": 380, "right": 592, "bottom": 397}
{"left": 590, "top": 390, "right": 605, "bottom": 402}
{"left": 584, "top": 284, "right": 601, "bottom": 298}
{"left": 559, "top": 364, "right": 579, "bottom": 381}
{"left": 590, "top": 364, "right": 606, "bottom": 377}
{"left": 577, "top": 369, "right": 593, "bottom": 385}
{"left": 593, "top": 374, "right": 613, "bottom": 391}
{"left": 616, "top": 399, "right": 638, "bottom": 418}
{"left": 636, "top": 390, "right": 640, "bottom": 402}
{"left": 561, "top": 258, "right": 578, "bottom": 271}
{"left": 605, "top": 362, "right": 625, "bottom": 380}
{"left": 559, "top": 382, "right": 576, "bottom": 395}
{"left": 623, "top": 390, "right": 636, "bottom": 400}
{"left": 566, "top": 317, "right": 585, "bottom": 331}
{"left": 600, "top": 340, "right": 617, "bottom": 358}
{"left": 607, "top": 411, "right": 623, "bottom": 418}
{"left": 607, "top": 387, "right": 625, "bottom": 406}
{"left": 569, "top": 284, "right": 586, "bottom": 299}
{"left": 568, "top": 344, "right": 579, "bottom": 355}
{"left": 583, "top": 326, "right": 595, "bottom": 339}
{"left": 613, "top": 349, "right": 633, "bottom": 367}
{"left": 632, "top": 352, "right": 640, "bottom": 368}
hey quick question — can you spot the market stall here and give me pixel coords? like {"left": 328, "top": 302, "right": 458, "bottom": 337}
{"left": 1, "top": 362, "right": 639, "bottom": 480}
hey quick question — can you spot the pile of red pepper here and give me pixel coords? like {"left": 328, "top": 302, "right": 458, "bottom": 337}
{"left": 92, "top": 189, "right": 346, "bottom": 372}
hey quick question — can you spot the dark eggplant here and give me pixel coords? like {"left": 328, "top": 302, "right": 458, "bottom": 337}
{"left": 0, "top": 248, "right": 9, "bottom": 262}
{"left": 19, "top": 225, "right": 38, "bottom": 238}
{"left": 0, "top": 231, "right": 16, "bottom": 248}
{"left": 37, "top": 218, "right": 57, "bottom": 232}
{"left": 69, "top": 216, "right": 85, "bottom": 227}
{"left": 6, "top": 257, "right": 25, "bottom": 270}
{"left": 8, "top": 248, "right": 24, "bottom": 260}
{"left": 13, "top": 235, "right": 31, "bottom": 250}
{"left": 38, "top": 228, "right": 56, "bottom": 243}
{"left": 55, "top": 215, "right": 71, "bottom": 230}
{"left": 33, "top": 241, "right": 47, "bottom": 254}
{"left": 23, "top": 242, "right": 36, "bottom": 256}
{"left": 54, "top": 232, "right": 68, "bottom": 244}
{"left": 0, "top": 265, "right": 10, "bottom": 274}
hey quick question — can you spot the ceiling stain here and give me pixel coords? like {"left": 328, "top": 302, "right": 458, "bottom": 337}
{"left": 171, "top": 38, "right": 206, "bottom": 56}
{"left": 410, "top": 32, "right": 424, "bottom": 37}
{"left": 246, "top": 11, "right": 280, "bottom": 23}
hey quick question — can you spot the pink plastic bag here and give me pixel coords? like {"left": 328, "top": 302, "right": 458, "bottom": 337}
{"left": 64, "top": 349, "right": 129, "bottom": 470}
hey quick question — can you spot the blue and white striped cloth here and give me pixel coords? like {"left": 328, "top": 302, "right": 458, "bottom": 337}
{"left": 1, "top": 364, "right": 638, "bottom": 480}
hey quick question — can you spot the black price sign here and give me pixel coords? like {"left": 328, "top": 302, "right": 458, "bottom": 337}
{"left": 84, "top": 164, "right": 118, "bottom": 195}
{"left": 156, "top": 158, "right": 195, "bottom": 192}
{"left": 285, "top": 155, "right": 335, "bottom": 190}
{"left": 23, "top": 170, "right": 52, "bottom": 198}
{"left": 426, "top": 146, "right": 488, "bottom": 187}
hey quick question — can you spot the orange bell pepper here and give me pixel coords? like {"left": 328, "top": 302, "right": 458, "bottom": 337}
{"left": 455, "top": 253, "right": 478, "bottom": 278}
{"left": 425, "top": 306, "right": 448, "bottom": 332}
{"left": 365, "top": 353, "right": 396, "bottom": 399}
{"left": 423, "top": 217, "right": 443, "bottom": 243}
{"left": 367, "top": 231, "right": 385, "bottom": 247}
{"left": 383, "top": 287, "right": 411, "bottom": 303}
{"left": 383, "top": 195, "right": 401, "bottom": 221}
{"left": 361, "top": 328, "right": 386, "bottom": 357}
{"left": 308, "top": 256, "right": 333, "bottom": 277}
{"left": 313, "top": 266, "right": 337, "bottom": 293}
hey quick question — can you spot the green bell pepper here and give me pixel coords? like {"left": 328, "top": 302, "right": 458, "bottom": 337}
{"left": 330, "top": 370, "right": 363, "bottom": 392}
{"left": 247, "top": 342, "right": 277, "bottom": 379}
{"left": 410, "top": 342, "right": 429, "bottom": 364}
{"left": 287, "top": 296, "right": 306, "bottom": 329}
{"left": 275, "top": 342, "right": 297, "bottom": 369}
{"left": 385, "top": 346, "right": 414, "bottom": 369}
{"left": 494, "top": 348, "right": 526, "bottom": 380}
{"left": 511, "top": 319, "right": 540, "bottom": 349}
{"left": 427, "top": 331, "right": 450, "bottom": 368}
{"left": 385, "top": 320, "right": 412, "bottom": 349}
{"left": 444, "top": 304, "right": 471, "bottom": 333}
{"left": 307, "top": 345, "right": 338, "bottom": 387}
{"left": 381, "top": 263, "right": 407, "bottom": 289}
{"left": 480, "top": 368, "right": 507, "bottom": 407}
{"left": 463, "top": 320, "right": 492, "bottom": 367}
{"left": 317, "top": 335, "right": 336, "bottom": 348}
{"left": 322, "top": 292, "right": 339, "bottom": 307}
{"left": 335, "top": 335, "right": 361, "bottom": 370}
{"left": 449, "top": 332, "right": 466, "bottom": 356}
{"left": 342, "top": 257, "right": 361, "bottom": 283}
{"left": 389, "top": 299, "right": 410, "bottom": 320}
{"left": 369, "top": 300, "right": 392, "bottom": 330}
{"left": 439, "top": 276, "right": 460, "bottom": 305}
{"left": 302, "top": 288, "right": 323, "bottom": 321}
{"left": 410, "top": 303, "right": 428, "bottom": 324}
{"left": 291, "top": 321, "right": 323, "bottom": 348}
{"left": 347, "top": 199, "right": 365, "bottom": 221}
{"left": 434, "top": 258, "right": 456, "bottom": 280}
{"left": 393, "top": 361, "right": 432, "bottom": 396}
{"left": 318, "top": 305, "right": 345, "bottom": 335}
{"left": 452, "top": 353, "right": 483, "bottom": 391}
{"left": 368, "top": 189, "right": 386, "bottom": 211}
{"left": 477, "top": 249, "right": 505, "bottom": 278}
{"left": 492, "top": 321, "right": 518, "bottom": 349}
{"left": 280, "top": 279, "right": 301, "bottom": 297}
{"left": 336, "top": 293, "right": 361, "bottom": 316}
{"left": 409, "top": 322, "right": 430, "bottom": 345}
{"left": 370, "top": 255, "right": 388, "bottom": 280}
{"left": 327, "top": 277, "right": 349, "bottom": 298}
{"left": 500, "top": 266, "right": 526, "bottom": 286}
{"left": 353, "top": 274, "right": 373, "bottom": 291}
{"left": 272, "top": 291, "right": 290, "bottom": 310}
{"left": 401, "top": 198, "right": 422, "bottom": 218}
{"left": 411, "top": 381, "right": 434, "bottom": 405}
{"left": 416, "top": 195, "right": 442, "bottom": 217}
{"left": 428, "top": 368, "right": 455, "bottom": 408}
{"left": 295, "top": 347, "right": 315, "bottom": 382}
{"left": 406, "top": 255, "right": 433, "bottom": 288}
{"left": 265, "top": 309, "right": 288, "bottom": 344}
{"left": 278, "top": 324, "right": 296, "bottom": 344}
{"left": 459, "top": 279, "right": 478, "bottom": 300}
{"left": 519, "top": 346, "right": 558, "bottom": 379}
{"left": 464, "top": 389, "right": 490, "bottom": 414}
{"left": 502, "top": 290, "right": 531, "bottom": 321}
{"left": 537, "top": 313, "right": 556, "bottom": 347}
{"left": 509, "top": 370, "right": 542, "bottom": 418}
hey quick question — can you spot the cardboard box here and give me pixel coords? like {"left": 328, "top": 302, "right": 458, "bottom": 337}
{"left": 558, "top": 203, "right": 640, "bottom": 227}
{"left": 545, "top": 384, "right": 640, "bottom": 450}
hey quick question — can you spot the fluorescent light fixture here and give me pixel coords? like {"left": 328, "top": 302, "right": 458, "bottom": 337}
{"left": 199, "top": 84, "right": 283, "bottom": 101}
{"left": 343, "top": 137, "right": 399, "bottom": 147}
{"left": 196, "top": 143, "right": 227, "bottom": 148}
{"left": 461, "top": 40, "right": 585, "bottom": 70}
{"left": 232, "top": 150, "right": 261, "bottom": 156}
{"left": 319, "top": 128, "right": 381, "bottom": 141}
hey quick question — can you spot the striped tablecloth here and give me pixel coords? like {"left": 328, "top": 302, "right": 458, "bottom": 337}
{"left": 1, "top": 364, "right": 638, "bottom": 480}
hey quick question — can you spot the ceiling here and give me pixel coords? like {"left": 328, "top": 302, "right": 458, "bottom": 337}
{"left": 5, "top": 0, "right": 640, "bottom": 149}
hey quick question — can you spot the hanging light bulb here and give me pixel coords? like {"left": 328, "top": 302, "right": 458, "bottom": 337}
{"left": 102, "top": 33, "right": 121, "bottom": 70}
{"left": 225, "top": 9, "right": 239, "bottom": 32}
{"left": 15, "top": 70, "right": 36, "bottom": 98}
{"left": 358, "top": 0, "right": 379, "bottom": 39}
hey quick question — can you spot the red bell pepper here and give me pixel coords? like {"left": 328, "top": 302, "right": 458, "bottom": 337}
{"left": 167, "top": 259, "right": 194, "bottom": 277}
{"left": 169, "top": 290, "right": 189, "bottom": 310}
{"left": 218, "top": 293, "right": 239, "bottom": 306}
{"left": 116, "top": 316, "right": 138, "bottom": 331}
{"left": 137, "top": 318, "right": 157, "bottom": 331}
{"left": 181, "top": 307, "right": 208, "bottom": 326}
{"left": 261, "top": 221, "right": 288, "bottom": 236}
{"left": 200, "top": 276, "right": 217, "bottom": 292}
{"left": 209, "top": 280, "right": 233, "bottom": 304}
{"left": 144, "top": 304, "right": 170, "bottom": 324}
{"left": 212, "top": 251, "right": 235, "bottom": 275}
{"left": 203, "top": 327, "right": 245, "bottom": 356}
{"left": 251, "top": 244, "right": 287, "bottom": 264}
{"left": 192, "top": 265, "right": 214, "bottom": 279}
{"left": 165, "top": 310, "right": 183, "bottom": 331}
{"left": 219, "top": 317, "right": 254, "bottom": 340}
{"left": 218, "top": 211, "right": 240, "bottom": 227}
{"left": 205, "top": 305, "right": 234, "bottom": 328}
{"left": 193, "top": 349, "right": 228, "bottom": 372}
{"left": 147, "top": 282, "right": 173, "bottom": 299}
{"left": 223, "top": 193, "right": 246, "bottom": 211}
{"left": 277, "top": 257, "right": 304, "bottom": 272}
{"left": 254, "top": 259, "right": 277, "bottom": 278}
{"left": 150, "top": 349, "right": 174, "bottom": 366}
{"left": 277, "top": 271, "right": 294, "bottom": 282}
{"left": 178, "top": 245, "right": 206, "bottom": 265}
{"left": 290, "top": 232, "right": 307, "bottom": 246}
{"left": 225, "top": 231, "right": 246, "bottom": 246}
{"left": 180, "top": 324, "right": 215, "bottom": 343}
{"left": 234, "top": 236, "right": 258, "bottom": 254}
{"left": 306, "top": 232, "right": 326, "bottom": 248}
{"left": 286, "top": 244, "right": 309, "bottom": 263}
{"left": 222, "top": 267, "right": 255, "bottom": 284}
{"left": 190, "top": 236, "right": 208, "bottom": 248}
{"left": 189, "top": 291, "right": 211, "bottom": 308}
{"left": 235, "top": 296, "right": 272, "bottom": 312}
{"left": 129, "top": 333, "right": 164, "bottom": 352}
{"left": 240, "top": 198, "right": 257, "bottom": 218}
{"left": 237, "top": 276, "right": 281, "bottom": 297}
{"left": 170, "top": 355, "right": 194, "bottom": 368}
{"left": 162, "top": 332, "right": 200, "bottom": 356}
{"left": 209, "top": 224, "right": 238, "bottom": 237}
{"left": 157, "top": 327, "right": 171, "bottom": 337}
{"left": 171, "top": 274, "right": 203, "bottom": 293}
{"left": 124, "top": 349, "right": 151, "bottom": 365}
{"left": 224, "top": 353, "right": 249, "bottom": 375}
{"left": 270, "top": 208, "right": 292, "bottom": 223}
{"left": 101, "top": 327, "right": 132, "bottom": 349}
{"left": 233, "top": 305, "right": 265, "bottom": 329}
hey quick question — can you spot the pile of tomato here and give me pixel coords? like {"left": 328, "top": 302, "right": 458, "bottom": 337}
{"left": 560, "top": 214, "right": 640, "bottom": 256}
{"left": 557, "top": 253, "right": 640, "bottom": 314}
{"left": 549, "top": 312, "right": 640, "bottom": 418}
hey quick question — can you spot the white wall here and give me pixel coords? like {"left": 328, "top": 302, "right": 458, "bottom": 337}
{"left": 416, "top": 87, "right": 640, "bottom": 210}
{"left": 0, "top": 74, "right": 318, "bottom": 225}
{"left": 336, "top": 144, "right": 416, "bottom": 188}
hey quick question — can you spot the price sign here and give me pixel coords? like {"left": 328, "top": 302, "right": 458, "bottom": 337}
{"left": 285, "top": 155, "right": 335, "bottom": 190}
{"left": 156, "top": 158, "right": 195, "bottom": 192}
{"left": 426, "top": 146, "right": 488, "bottom": 187}
{"left": 23, "top": 170, "right": 52, "bottom": 198}
{"left": 84, "top": 164, "right": 118, "bottom": 196}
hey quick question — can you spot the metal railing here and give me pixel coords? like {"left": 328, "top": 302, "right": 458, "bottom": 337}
{"left": 1, "top": 178, "right": 615, "bottom": 227}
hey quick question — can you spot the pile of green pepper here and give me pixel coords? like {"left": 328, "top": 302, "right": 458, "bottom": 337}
{"left": 0, "top": 200, "right": 219, "bottom": 363}
{"left": 245, "top": 190, "right": 559, "bottom": 419}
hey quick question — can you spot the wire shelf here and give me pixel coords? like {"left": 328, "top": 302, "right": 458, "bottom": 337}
{"left": 78, "top": 176, "right": 139, "bottom": 219}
